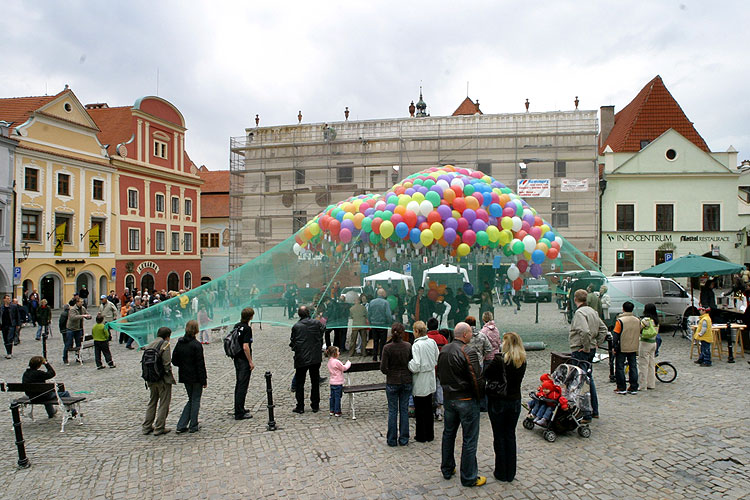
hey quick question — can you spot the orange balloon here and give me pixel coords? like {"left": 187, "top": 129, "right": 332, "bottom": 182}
{"left": 394, "top": 205, "right": 407, "bottom": 216}
{"left": 465, "top": 196, "right": 480, "bottom": 210}
{"left": 443, "top": 188, "right": 456, "bottom": 203}
{"left": 353, "top": 213, "right": 365, "bottom": 229}
{"left": 438, "top": 237, "right": 449, "bottom": 247}
{"left": 499, "top": 194, "right": 511, "bottom": 207}
{"left": 394, "top": 186, "right": 406, "bottom": 195}
{"left": 304, "top": 228, "right": 313, "bottom": 240}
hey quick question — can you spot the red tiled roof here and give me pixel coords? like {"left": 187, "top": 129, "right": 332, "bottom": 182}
{"left": 600, "top": 75, "right": 709, "bottom": 154}
{"left": 452, "top": 97, "right": 482, "bottom": 116}
{"left": 198, "top": 170, "right": 229, "bottom": 193}
{"left": 0, "top": 91, "right": 64, "bottom": 133}
{"left": 201, "top": 194, "right": 229, "bottom": 218}
{"left": 87, "top": 106, "right": 133, "bottom": 153}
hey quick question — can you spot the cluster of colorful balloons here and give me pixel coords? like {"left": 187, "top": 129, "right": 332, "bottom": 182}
{"left": 294, "top": 165, "right": 563, "bottom": 279}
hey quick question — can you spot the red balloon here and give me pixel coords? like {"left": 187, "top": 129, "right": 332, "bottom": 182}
{"left": 329, "top": 219, "right": 341, "bottom": 237}
{"left": 547, "top": 247, "right": 559, "bottom": 259}
{"left": 295, "top": 234, "right": 304, "bottom": 245}
{"left": 550, "top": 241, "right": 561, "bottom": 250}
{"left": 534, "top": 216, "right": 543, "bottom": 226}
{"left": 419, "top": 222, "right": 430, "bottom": 231}
{"left": 521, "top": 221, "right": 531, "bottom": 232}
{"left": 462, "top": 229, "right": 476, "bottom": 247}
{"left": 517, "top": 260, "right": 528, "bottom": 273}
{"left": 513, "top": 278, "right": 523, "bottom": 291}
{"left": 451, "top": 235, "right": 462, "bottom": 248}
{"left": 359, "top": 202, "right": 370, "bottom": 213}
{"left": 427, "top": 210, "right": 442, "bottom": 225}
{"left": 516, "top": 230, "right": 528, "bottom": 241}
{"left": 451, "top": 185, "right": 464, "bottom": 199}
{"left": 371, "top": 217, "right": 383, "bottom": 234}
{"left": 491, "top": 192, "right": 500, "bottom": 204}
{"left": 457, "top": 217, "right": 469, "bottom": 233}
{"left": 453, "top": 197, "right": 466, "bottom": 213}
{"left": 403, "top": 210, "right": 417, "bottom": 228}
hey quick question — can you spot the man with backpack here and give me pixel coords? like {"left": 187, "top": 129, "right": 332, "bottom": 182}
{"left": 226, "top": 307, "right": 255, "bottom": 420}
{"left": 142, "top": 327, "right": 176, "bottom": 435}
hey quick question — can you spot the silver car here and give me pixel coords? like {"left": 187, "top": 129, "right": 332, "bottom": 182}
{"left": 606, "top": 276, "right": 696, "bottom": 326}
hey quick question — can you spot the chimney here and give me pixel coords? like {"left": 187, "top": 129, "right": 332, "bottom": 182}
{"left": 599, "top": 105, "right": 615, "bottom": 149}
{"left": 85, "top": 103, "right": 109, "bottom": 109}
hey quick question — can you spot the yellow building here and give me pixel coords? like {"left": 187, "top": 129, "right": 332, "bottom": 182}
{"left": 0, "top": 88, "right": 116, "bottom": 308}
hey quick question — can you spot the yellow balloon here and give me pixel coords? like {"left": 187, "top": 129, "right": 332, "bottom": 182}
{"left": 540, "top": 224, "right": 550, "bottom": 235}
{"left": 309, "top": 222, "right": 320, "bottom": 236}
{"left": 398, "top": 194, "right": 411, "bottom": 206}
{"left": 420, "top": 229, "right": 435, "bottom": 246}
{"left": 501, "top": 217, "right": 513, "bottom": 231}
{"left": 523, "top": 251, "right": 532, "bottom": 260}
{"left": 343, "top": 212, "right": 354, "bottom": 221}
{"left": 380, "top": 220, "right": 394, "bottom": 239}
{"left": 481, "top": 175, "right": 492, "bottom": 184}
{"left": 412, "top": 192, "right": 425, "bottom": 204}
{"left": 487, "top": 225, "right": 500, "bottom": 242}
{"left": 452, "top": 210, "right": 461, "bottom": 220}
{"left": 457, "top": 243, "right": 471, "bottom": 257}
{"left": 498, "top": 229, "right": 512, "bottom": 246}
{"left": 430, "top": 222, "right": 444, "bottom": 240}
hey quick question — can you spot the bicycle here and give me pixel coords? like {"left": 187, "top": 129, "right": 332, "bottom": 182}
{"left": 624, "top": 360, "right": 677, "bottom": 383}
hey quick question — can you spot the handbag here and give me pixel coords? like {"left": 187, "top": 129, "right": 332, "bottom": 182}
{"left": 485, "top": 357, "right": 508, "bottom": 398}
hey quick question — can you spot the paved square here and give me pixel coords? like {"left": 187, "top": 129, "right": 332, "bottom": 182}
{"left": 0, "top": 304, "right": 748, "bottom": 499}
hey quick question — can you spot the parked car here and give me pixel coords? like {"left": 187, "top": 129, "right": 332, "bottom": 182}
{"left": 605, "top": 276, "right": 696, "bottom": 327}
{"left": 341, "top": 286, "right": 364, "bottom": 304}
{"left": 522, "top": 278, "right": 552, "bottom": 303}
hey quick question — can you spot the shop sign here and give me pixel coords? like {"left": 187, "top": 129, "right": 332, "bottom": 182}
{"left": 561, "top": 178, "right": 589, "bottom": 192}
{"left": 517, "top": 179, "right": 550, "bottom": 197}
{"left": 664, "top": 253, "right": 674, "bottom": 261}
{"left": 136, "top": 261, "right": 160, "bottom": 274}
{"left": 606, "top": 233, "right": 731, "bottom": 243}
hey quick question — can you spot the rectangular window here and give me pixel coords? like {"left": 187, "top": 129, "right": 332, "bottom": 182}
{"left": 551, "top": 202, "right": 569, "bottom": 228}
{"left": 391, "top": 166, "right": 400, "bottom": 184}
{"left": 554, "top": 161, "right": 567, "bottom": 178}
{"left": 21, "top": 211, "right": 40, "bottom": 241}
{"left": 265, "top": 175, "right": 281, "bottom": 192}
{"left": 616, "top": 204, "right": 635, "bottom": 231}
{"left": 54, "top": 214, "right": 72, "bottom": 243}
{"left": 92, "top": 179, "right": 104, "bottom": 201}
{"left": 171, "top": 232, "right": 180, "bottom": 252}
{"left": 655, "top": 204, "right": 674, "bottom": 232}
{"left": 155, "top": 230, "right": 166, "bottom": 252}
{"left": 477, "top": 162, "right": 492, "bottom": 175}
{"left": 91, "top": 218, "right": 106, "bottom": 246}
{"left": 171, "top": 196, "right": 180, "bottom": 215}
{"left": 369, "top": 170, "right": 386, "bottom": 190}
{"left": 57, "top": 173, "right": 70, "bottom": 196}
{"left": 655, "top": 250, "right": 672, "bottom": 265}
{"left": 616, "top": 250, "right": 634, "bottom": 273}
{"left": 210, "top": 233, "right": 219, "bottom": 247}
{"left": 155, "top": 193, "right": 165, "bottom": 212}
{"left": 201, "top": 233, "right": 210, "bottom": 248}
{"left": 184, "top": 233, "right": 193, "bottom": 252}
{"left": 337, "top": 165, "right": 353, "bottom": 184}
{"left": 256, "top": 217, "right": 272, "bottom": 237}
{"left": 25, "top": 168, "right": 39, "bottom": 191}
{"left": 0, "top": 209, "right": 3, "bottom": 237}
{"left": 128, "top": 228, "right": 140, "bottom": 251}
{"left": 184, "top": 199, "right": 192, "bottom": 216}
{"left": 127, "top": 189, "right": 138, "bottom": 209}
{"left": 294, "top": 168, "right": 305, "bottom": 185}
{"left": 154, "top": 140, "right": 168, "bottom": 159}
{"left": 702, "top": 204, "right": 720, "bottom": 231}
{"left": 293, "top": 211, "right": 307, "bottom": 233}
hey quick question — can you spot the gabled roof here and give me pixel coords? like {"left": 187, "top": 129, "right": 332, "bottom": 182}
{"left": 0, "top": 91, "right": 64, "bottom": 133}
{"left": 600, "top": 75, "right": 709, "bottom": 154}
{"left": 452, "top": 97, "right": 482, "bottom": 116}
{"left": 198, "top": 169, "right": 229, "bottom": 193}
{"left": 201, "top": 194, "right": 229, "bottom": 218}
{"left": 87, "top": 106, "right": 133, "bottom": 153}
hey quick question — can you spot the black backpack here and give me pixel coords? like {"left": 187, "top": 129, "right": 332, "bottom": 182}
{"left": 224, "top": 324, "right": 244, "bottom": 358}
{"left": 141, "top": 340, "right": 166, "bottom": 383}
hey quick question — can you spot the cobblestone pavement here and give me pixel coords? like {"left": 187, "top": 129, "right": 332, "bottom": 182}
{"left": 0, "top": 303, "right": 748, "bottom": 499}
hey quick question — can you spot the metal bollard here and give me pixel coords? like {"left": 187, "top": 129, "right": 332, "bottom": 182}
{"left": 10, "top": 402, "right": 30, "bottom": 468}
{"left": 265, "top": 371, "right": 277, "bottom": 431}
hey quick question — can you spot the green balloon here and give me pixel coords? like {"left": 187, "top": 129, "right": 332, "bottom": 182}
{"left": 502, "top": 243, "right": 513, "bottom": 256}
{"left": 538, "top": 238, "right": 551, "bottom": 248}
{"left": 489, "top": 238, "right": 500, "bottom": 249}
{"left": 382, "top": 210, "right": 393, "bottom": 221}
{"left": 476, "top": 230, "right": 489, "bottom": 247}
{"left": 423, "top": 179, "right": 436, "bottom": 189}
{"left": 413, "top": 179, "right": 424, "bottom": 186}
{"left": 512, "top": 240, "right": 525, "bottom": 254}
{"left": 362, "top": 218, "right": 372, "bottom": 232}
{"left": 374, "top": 210, "right": 383, "bottom": 219}
{"left": 369, "top": 232, "right": 381, "bottom": 244}
{"left": 425, "top": 190, "right": 441, "bottom": 208}
{"left": 387, "top": 195, "right": 398, "bottom": 205}
{"left": 332, "top": 207, "right": 341, "bottom": 218}
{"left": 463, "top": 184, "right": 475, "bottom": 196}
{"left": 501, "top": 187, "right": 511, "bottom": 194}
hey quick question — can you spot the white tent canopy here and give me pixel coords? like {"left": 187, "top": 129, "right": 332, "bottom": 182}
{"left": 421, "top": 264, "right": 470, "bottom": 287}
{"left": 364, "top": 270, "right": 415, "bottom": 293}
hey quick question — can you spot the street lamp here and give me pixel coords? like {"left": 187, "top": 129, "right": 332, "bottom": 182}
{"left": 18, "top": 242, "right": 30, "bottom": 262}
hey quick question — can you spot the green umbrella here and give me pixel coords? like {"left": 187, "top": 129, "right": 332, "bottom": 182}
{"left": 640, "top": 253, "right": 744, "bottom": 278}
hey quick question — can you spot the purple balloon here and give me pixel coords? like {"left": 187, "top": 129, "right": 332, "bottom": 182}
{"left": 365, "top": 208, "right": 374, "bottom": 217}
{"left": 430, "top": 185, "right": 444, "bottom": 197}
{"left": 530, "top": 263, "right": 542, "bottom": 278}
{"left": 523, "top": 213, "right": 535, "bottom": 226}
{"left": 444, "top": 218, "right": 458, "bottom": 231}
{"left": 385, "top": 203, "right": 397, "bottom": 212}
{"left": 437, "top": 205, "right": 453, "bottom": 220}
{"left": 341, "top": 219, "right": 355, "bottom": 231}
{"left": 444, "top": 227, "right": 457, "bottom": 244}
{"left": 405, "top": 188, "right": 415, "bottom": 196}
{"left": 416, "top": 215, "right": 427, "bottom": 225}
{"left": 472, "top": 219, "right": 487, "bottom": 232}
{"left": 488, "top": 216, "right": 498, "bottom": 226}
{"left": 463, "top": 208, "right": 477, "bottom": 224}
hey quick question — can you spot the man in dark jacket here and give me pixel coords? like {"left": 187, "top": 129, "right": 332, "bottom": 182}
{"left": 437, "top": 322, "right": 486, "bottom": 488}
{"left": 171, "top": 320, "right": 207, "bottom": 433}
{"left": 367, "top": 288, "right": 393, "bottom": 362}
{"left": 290, "top": 306, "right": 324, "bottom": 414}
{"left": 35, "top": 299, "right": 52, "bottom": 341}
{"left": 231, "top": 307, "right": 255, "bottom": 420}
{"left": 1, "top": 294, "right": 19, "bottom": 358}
{"left": 22, "top": 356, "right": 73, "bottom": 418}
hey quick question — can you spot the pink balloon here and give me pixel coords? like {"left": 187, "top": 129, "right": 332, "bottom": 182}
{"left": 476, "top": 208, "right": 489, "bottom": 223}
{"left": 457, "top": 217, "right": 469, "bottom": 233}
{"left": 339, "top": 228, "right": 352, "bottom": 243}
{"left": 391, "top": 213, "right": 404, "bottom": 226}
{"left": 463, "top": 229, "right": 477, "bottom": 246}
{"left": 502, "top": 207, "right": 515, "bottom": 218}
{"left": 529, "top": 227, "right": 542, "bottom": 240}
{"left": 521, "top": 221, "right": 531, "bottom": 232}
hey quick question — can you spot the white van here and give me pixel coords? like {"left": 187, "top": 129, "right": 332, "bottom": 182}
{"left": 605, "top": 276, "right": 697, "bottom": 327}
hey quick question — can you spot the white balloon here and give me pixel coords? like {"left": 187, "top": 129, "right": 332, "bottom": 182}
{"left": 419, "top": 200, "right": 433, "bottom": 217}
{"left": 436, "top": 179, "right": 450, "bottom": 191}
{"left": 555, "top": 236, "right": 563, "bottom": 246}
{"left": 406, "top": 201, "right": 420, "bottom": 214}
{"left": 507, "top": 265, "right": 520, "bottom": 281}
{"left": 293, "top": 243, "right": 302, "bottom": 255}
{"left": 450, "top": 178, "right": 464, "bottom": 189}
{"left": 523, "top": 235, "right": 536, "bottom": 253}
{"left": 511, "top": 216, "right": 523, "bottom": 232}
{"left": 523, "top": 209, "right": 533, "bottom": 218}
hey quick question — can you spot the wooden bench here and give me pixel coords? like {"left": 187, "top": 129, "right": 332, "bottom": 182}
{"left": 0, "top": 382, "right": 86, "bottom": 433}
{"left": 342, "top": 361, "right": 386, "bottom": 420}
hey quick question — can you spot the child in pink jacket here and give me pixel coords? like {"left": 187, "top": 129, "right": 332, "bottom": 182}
{"left": 326, "top": 346, "right": 351, "bottom": 417}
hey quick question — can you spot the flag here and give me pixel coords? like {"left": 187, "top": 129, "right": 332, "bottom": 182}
{"left": 54, "top": 222, "right": 66, "bottom": 256}
{"left": 89, "top": 224, "right": 100, "bottom": 257}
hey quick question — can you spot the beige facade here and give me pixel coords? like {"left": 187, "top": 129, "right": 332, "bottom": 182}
{"left": 230, "top": 110, "right": 600, "bottom": 267}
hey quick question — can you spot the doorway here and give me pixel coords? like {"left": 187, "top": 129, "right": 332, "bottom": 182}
{"left": 167, "top": 272, "right": 179, "bottom": 291}
{"left": 141, "top": 273, "right": 155, "bottom": 294}
{"left": 99, "top": 275, "right": 108, "bottom": 306}
{"left": 40, "top": 273, "right": 61, "bottom": 309}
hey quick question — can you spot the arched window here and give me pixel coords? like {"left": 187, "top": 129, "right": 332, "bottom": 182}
{"left": 167, "top": 272, "right": 179, "bottom": 291}
{"left": 184, "top": 271, "right": 192, "bottom": 289}
{"left": 125, "top": 274, "right": 135, "bottom": 292}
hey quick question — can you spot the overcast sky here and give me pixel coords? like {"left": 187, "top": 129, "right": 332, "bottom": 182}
{"left": 2, "top": 1, "right": 748, "bottom": 171}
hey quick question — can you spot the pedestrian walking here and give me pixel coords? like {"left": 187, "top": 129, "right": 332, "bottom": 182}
{"left": 142, "top": 327, "right": 176, "bottom": 435}
{"left": 91, "top": 313, "right": 116, "bottom": 369}
{"left": 612, "top": 301, "right": 640, "bottom": 394}
{"left": 380, "top": 322, "right": 412, "bottom": 446}
{"left": 65, "top": 297, "right": 91, "bottom": 365}
{"left": 638, "top": 303, "right": 659, "bottom": 390}
{"left": 1, "top": 294, "right": 19, "bottom": 358}
{"left": 35, "top": 299, "right": 52, "bottom": 340}
{"left": 171, "top": 320, "right": 207, "bottom": 433}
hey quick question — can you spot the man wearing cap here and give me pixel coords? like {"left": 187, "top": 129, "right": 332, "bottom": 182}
{"left": 98, "top": 295, "right": 118, "bottom": 331}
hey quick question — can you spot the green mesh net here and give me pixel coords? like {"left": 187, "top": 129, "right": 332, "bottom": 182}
{"left": 110, "top": 165, "right": 682, "bottom": 349}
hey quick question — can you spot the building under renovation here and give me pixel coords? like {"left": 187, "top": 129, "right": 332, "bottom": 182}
{"left": 229, "top": 95, "right": 600, "bottom": 268}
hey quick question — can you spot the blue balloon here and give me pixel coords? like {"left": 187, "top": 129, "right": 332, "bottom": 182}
{"left": 531, "top": 249, "right": 546, "bottom": 264}
{"left": 409, "top": 228, "right": 421, "bottom": 244}
{"left": 395, "top": 222, "right": 409, "bottom": 239}
{"left": 336, "top": 210, "right": 345, "bottom": 221}
{"left": 482, "top": 192, "right": 492, "bottom": 206}
{"left": 489, "top": 203, "right": 502, "bottom": 217}
{"left": 544, "top": 231, "right": 555, "bottom": 241}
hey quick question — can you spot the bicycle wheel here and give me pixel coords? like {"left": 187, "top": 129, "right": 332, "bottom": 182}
{"left": 655, "top": 361, "right": 677, "bottom": 383}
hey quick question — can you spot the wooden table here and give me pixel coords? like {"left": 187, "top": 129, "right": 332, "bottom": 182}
{"left": 690, "top": 323, "right": 746, "bottom": 360}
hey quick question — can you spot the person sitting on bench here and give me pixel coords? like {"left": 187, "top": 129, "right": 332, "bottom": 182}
{"left": 21, "top": 356, "right": 72, "bottom": 418}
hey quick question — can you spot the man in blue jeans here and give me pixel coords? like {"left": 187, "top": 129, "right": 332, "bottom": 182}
{"left": 437, "top": 322, "right": 486, "bottom": 488}
{"left": 569, "top": 289, "right": 608, "bottom": 422}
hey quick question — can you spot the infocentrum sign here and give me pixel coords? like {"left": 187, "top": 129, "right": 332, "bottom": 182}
{"left": 604, "top": 233, "right": 731, "bottom": 243}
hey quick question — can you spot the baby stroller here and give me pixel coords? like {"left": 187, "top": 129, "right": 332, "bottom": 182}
{"left": 522, "top": 358, "right": 592, "bottom": 442}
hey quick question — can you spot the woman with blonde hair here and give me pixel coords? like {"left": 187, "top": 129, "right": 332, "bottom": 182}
{"left": 483, "top": 331, "right": 527, "bottom": 482}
